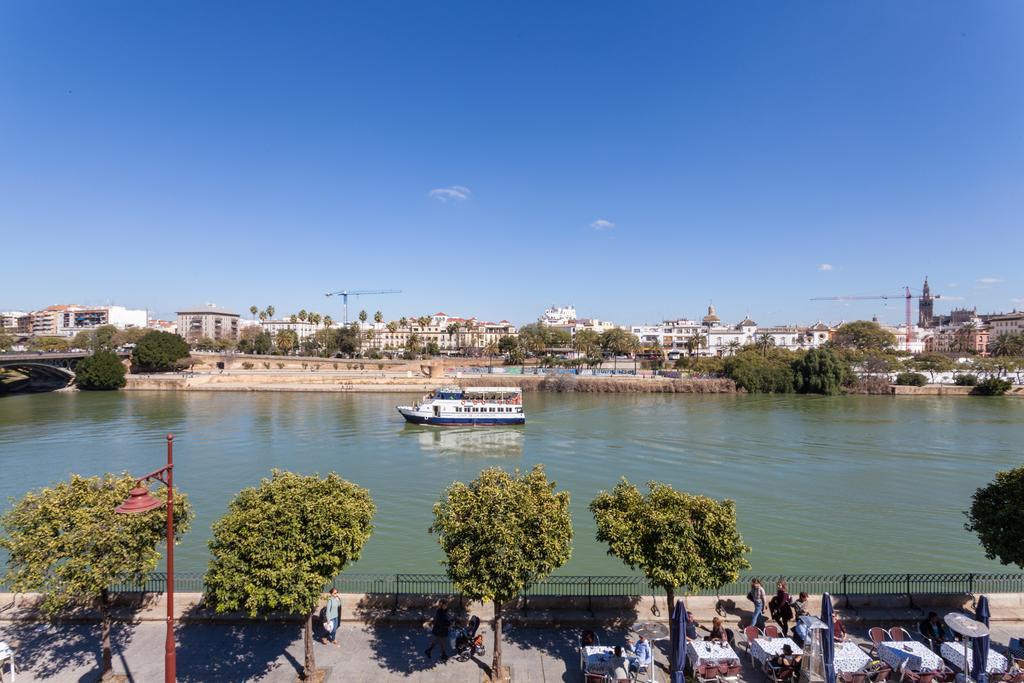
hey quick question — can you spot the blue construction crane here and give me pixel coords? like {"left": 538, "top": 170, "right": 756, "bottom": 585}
{"left": 324, "top": 289, "right": 401, "bottom": 324}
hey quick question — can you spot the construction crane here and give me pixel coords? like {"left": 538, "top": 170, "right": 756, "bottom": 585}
{"left": 811, "top": 286, "right": 940, "bottom": 351}
{"left": 324, "top": 289, "right": 401, "bottom": 324}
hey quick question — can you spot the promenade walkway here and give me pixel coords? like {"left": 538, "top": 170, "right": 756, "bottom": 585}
{"left": 1, "top": 619, "right": 1022, "bottom": 682}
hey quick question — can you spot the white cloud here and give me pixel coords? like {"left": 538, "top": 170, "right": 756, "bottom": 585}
{"left": 976, "top": 276, "right": 1003, "bottom": 288}
{"left": 429, "top": 185, "right": 471, "bottom": 202}
{"left": 942, "top": 295, "right": 966, "bottom": 301}
{"left": 818, "top": 263, "right": 834, "bottom": 271}
{"left": 590, "top": 219, "right": 615, "bottom": 230}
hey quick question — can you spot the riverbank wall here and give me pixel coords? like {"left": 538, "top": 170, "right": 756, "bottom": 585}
{"left": 4, "top": 590, "right": 1022, "bottom": 629}
{"left": 123, "top": 373, "right": 737, "bottom": 394}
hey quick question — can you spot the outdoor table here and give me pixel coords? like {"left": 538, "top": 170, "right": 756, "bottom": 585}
{"left": 834, "top": 641, "right": 872, "bottom": 673}
{"left": 941, "top": 642, "right": 1008, "bottom": 675}
{"left": 583, "top": 645, "right": 639, "bottom": 676}
{"left": 688, "top": 640, "right": 741, "bottom": 669}
{"left": 751, "top": 637, "right": 801, "bottom": 664}
{"left": 878, "top": 641, "right": 943, "bottom": 672}
{"left": 0, "top": 640, "right": 14, "bottom": 681}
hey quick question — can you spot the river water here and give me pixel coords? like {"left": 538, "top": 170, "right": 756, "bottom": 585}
{"left": 0, "top": 391, "right": 1020, "bottom": 576}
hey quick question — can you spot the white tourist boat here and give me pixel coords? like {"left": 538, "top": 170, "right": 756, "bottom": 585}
{"left": 397, "top": 386, "right": 525, "bottom": 426}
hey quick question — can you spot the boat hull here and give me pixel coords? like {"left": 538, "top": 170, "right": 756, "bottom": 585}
{"left": 397, "top": 407, "right": 525, "bottom": 426}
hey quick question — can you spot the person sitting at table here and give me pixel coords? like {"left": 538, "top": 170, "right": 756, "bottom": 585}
{"left": 705, "top": 616, "right": 728, "bottom": 643}
{"left": 792, "top": 616, "right": 810, "bottom": 647}
{"left": 771, "top": 644, "right": 803, "bottom": 678}
{"left": 832, "top": 612, "right": 847, "bottom": 642}
{"left": 793, "top": 592, "right": 811, "bottom": 618}
{"left": 918, "top": 612, "right": 953, "bottom": 652}
{"left": 609, "top": 645, "right": 630, "bottom": 680}
{"left": 687, "top": 612, "right": 699, "bottom": 640}
{"left": 627, "top": 635, "right": 652, "bottom": 675}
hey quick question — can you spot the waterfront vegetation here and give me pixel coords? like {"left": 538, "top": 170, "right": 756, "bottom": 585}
{"left": 203, "top": 470, "right": 375, "bottom": 680}
{"left": 74, "top": 350, "right": 127, "bottom": 390}
{"left": 431, "top": 465, "right": 572, "bottom": 675}
{"left": 966, "top": 465, "right": 1024, "bottom": 569}
{"left": 0, "top": 474, "right": 193, "bottom": 680}
{"left": 132, "top": 330, "right": 191, "bottom": 371}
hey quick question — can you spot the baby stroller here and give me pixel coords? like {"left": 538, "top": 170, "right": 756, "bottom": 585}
{"left": 453, "top": 615, "right": 485, "bottom": 661}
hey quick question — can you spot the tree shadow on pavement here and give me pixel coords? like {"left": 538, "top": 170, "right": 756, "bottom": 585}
{"left": 0, "top": 619, "right": 137, "bottom": 681}
{"left": 356, "top": 595, "right": 470, "bottom": 677}
{"left": 174, "top": 620, "right": 302, "bottom": 682}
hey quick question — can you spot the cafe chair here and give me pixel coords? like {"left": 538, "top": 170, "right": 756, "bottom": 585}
{"left": 717, "top": 661, "right": 742, "bottom": 683}
{"left": 697, "top": 663, "right": 722, "bottom": 683}
{"left": 764, "top": 624, "right": 782, "bottom": 638}
{"left": 889, "top": 627, "right": 913, "bottom": 643}
{"left": 743, "top": 626, "right": 762, "bottom": 662}
{"left": 866, "top": 627, "right": 889, "bottom": 656}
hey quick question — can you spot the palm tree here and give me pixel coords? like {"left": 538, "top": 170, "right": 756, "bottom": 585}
{"left": 265, "top": 305, "right": 275, "bottom": 320}
{"left": 309, "top": 313, "right": 322, "bottom": 327}
{"left": 374, "top": 310, "right": 384, "bottom": 324}
{"left": 484, "top": 340, "right": 499, "bottom": 367}
{"left": 323, "top": 315, "right": 333, "bottom": 329}
{"left": 755, "top": 333, "right": 775, "bottom": 357}
{"left": 386, "top": 321, "right": 398, "bottom": 334}
{"left": 298, "top": 309, "right": 308, "bottom": 323}
{"left": 249, "top": 305, "right": 258, "bottom": 320}
{"left": 955, "top": 323, "right": 976, "bottom": 353}
{"left": 446, "top": 323, "right": 461, "bottom": 355}
{"left": 417, "top": 315, "right": 432, "bottom": 330}
{"left": 258, "top": 309, "right": 268, "bottom": 323}
{"left": 726, "top": 340, "right": 742, "bottom": 356}
{"left": 358, "top": 310, "right": 368, "bottom": 324}
{"left": 685, "top": 332, "right": 707, "bottom": 358}
{"left": 573, "top": 329, "right": 601, "bottom": 358}
{"left": 289, "top": 314, "right": 298, "bottom": 324}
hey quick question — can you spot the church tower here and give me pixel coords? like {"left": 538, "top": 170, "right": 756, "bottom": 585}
{"left": 918, "top": 277, "right": 934, "bottom": 328}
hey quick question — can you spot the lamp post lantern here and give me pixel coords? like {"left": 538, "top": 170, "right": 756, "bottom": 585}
{"left": 116, "top": 433, "right": 176, "bottom": 683}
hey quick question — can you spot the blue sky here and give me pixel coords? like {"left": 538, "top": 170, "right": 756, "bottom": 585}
{"left": 2, "top": 1, "right": 1022, "bottom": 326}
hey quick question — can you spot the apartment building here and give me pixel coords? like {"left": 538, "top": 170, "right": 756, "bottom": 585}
{"left": 175, "top": 305, "right": 240, "bottom": 343}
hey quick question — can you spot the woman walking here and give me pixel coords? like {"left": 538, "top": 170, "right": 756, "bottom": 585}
{"left": 748, "top": 578, "right": 767, "bottom": 629}
{"left": 772, "top": 579, "right": 794, "bottom": 636}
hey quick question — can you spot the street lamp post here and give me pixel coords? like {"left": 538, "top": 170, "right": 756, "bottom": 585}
{"left": 116, "top": 433, "right": 176, "bottom": 683}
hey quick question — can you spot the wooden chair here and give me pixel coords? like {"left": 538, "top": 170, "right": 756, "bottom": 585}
{"left": 584, "top": 674, "right": 605, "bottom": 683}
{"left": 871, "top": 666, "right": 894, "bottom": 683}
{"left": 764, "top": 624, "right": 782, "bottom": 638}
{"left": 841, "top": 673, "right": 869, "bottom": 683}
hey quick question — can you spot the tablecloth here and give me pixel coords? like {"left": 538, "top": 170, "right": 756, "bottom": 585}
{"left": 878, "top": 642, "right": 942, "bottom": 671}
{"left": 834, "top": 641, "right": 872, "bottom": 673}
{"left": 688, "top": 640, "right": 741, "bottom": 668}
{"left": 941, "top": 642, "right": 1008, "bottom": 675}
{"left": 751, "top": 637, "right": 801, "bottom": 664}
{"left": 583, "top": 646, "right": 638, "bottom": 676}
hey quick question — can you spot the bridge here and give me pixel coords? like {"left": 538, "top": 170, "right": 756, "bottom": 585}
{"left": 0, "top": 351, "right": 131, "bottom": 391}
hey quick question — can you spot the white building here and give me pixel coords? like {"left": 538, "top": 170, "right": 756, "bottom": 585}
{"left": 632, "top": 306, "right": 833, "bottom": 359}
{"left": 539, "top": 305, "right": 577, "bottom": 326}
{"left": 989, "top": 312, "right": 1024, "bottom": 336}
{"left": 176, "top": 305, "right": 240, "bottom": 343}
{"left": 364, "top": 312, "right": 517, "bottom": 355}
{"left": 260, "top": 319, "right": 323, "bottom": 341}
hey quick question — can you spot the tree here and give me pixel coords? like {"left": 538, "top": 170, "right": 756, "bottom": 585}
{"left": 386, "top": 321, "right": 398, "bottom": 334}
{"left": 572, "top": 329, "right": 601, "bottom": 358}
{"left": 298, "top": 309, "right": 308, "bottom": 323}
{"left": 358, "top": 310, "right": 368, "bottom": 324}
{"left": 265, "top": 305, "right": 275, "bottom": 320}
{"left": 954, "top": 322, "right": 977, "bottom": 353}
{"left": 600, "top": 328, "right": 641, "bottom": 370}
{"left": 374, "top": 310, "right": 383, "bottom": 324}
{"left": 28, "top": 336, "right": 70, "bottom": 352}
{"left": 132, "top": 331, "right": 190, "bottom": 371}
{"left": 793, "top": 347, "right": 850, "bottom": 395}
{"left": 754, "top": 333, "right": 775, "bottom": 357}
{"left": 966, "top": 466, "right": 1024, "bottom": 568}
{"left": 725, "top": 340, "right": 742, "bottom": 356}
{"left": 431, "top": 466, "right": 572, "bottom": 676}
{"left": 911, "top": 353, "right": 956, "bottom": 382}
{"left": 722, "top": 349, "right": 796, "bottom": 393}
{"left": 76, "top": 351, "right": 127, "bottom": 390}
{"left": 989, "top": 333, "right": 1024, "bottom": 358}
{"left": 72, "top": 330, "right": 96, "bottom": 351}
{"left": 249, "top": 305, "right": 259, "bottom": 320}
{"left": 275, "top": 329, "right": 298, "bottom": 355}
{"left": 205, "top": 470, "right": 373, "bottom": 679}
{"left": 111, "top": 327, "right": 149, "bottom": 348}
{"left": 833, "top": 321, "right": 896, "bottom": 352}
{"left": 323, "top": 315, "right": 333, "bottom": 329}
{"left": 446, "top": 323, "right": 461, "bottom": 353}
{"left": 0, "top": 474, "right": 192, "bottom": 679}
{"left": 686, "top": 332, "right": 708, "bottom": 358}
{"left": 974, "top": 377, "right": 1012, "bottom": 396}
{"left": 0, "top": 330, "right": 13, "bottom": 352}
{"left": 590, "top": 479, "right": 749, "bottom": 677}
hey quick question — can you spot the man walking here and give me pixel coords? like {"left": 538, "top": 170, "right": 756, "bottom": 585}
{"left": 424, "top": 598, "right": 452, "bottom": 662}
{"left": 322, "top": 588, "right": 342, "bottom": 646}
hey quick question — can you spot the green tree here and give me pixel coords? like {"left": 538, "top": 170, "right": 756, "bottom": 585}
{"left": 833, "top": 320, "right": 896, "bottom": 352}
{"left": 0, "top": 330, "right": 13, "bottom": 352}
{"left": 275, "top": 329, "right": 298, "bottom": 355}
{"left": 572, "top": 329, "right": 601, "bottom": 357}
{"left": 590, "top": 479, "right": 749, "bottom": 676}
{"left": 974, "top": 377, "right": 1012, "bottom": 396}
{"left": 298, "top": 309, "right": 308, "bottom": 323}
{"left": 792, "top": 347, "right": 850, "bottom": 395}
{"left": 431, "top": 466, "right": 572, "bottom": 675}
{"left": 911, "top": 353, "right": 956, "bottom": 382}
{"left": 249, "top": 305, "right": 259, "bottom": 320}
{"left": 91, "top": 324, "right": 118, "bottom": 351}
{"left": 28, "top": 336, "right": 71, "bottom": 352}
{"left": 989, "top": 333, "right": 1024, "bottom": 358}
{"left": 75, "top": 351, "right": 127, "bottom": 390}
{"left": 111, "top": 327, "right": 149, "bottom": 348}
{"left": 600, "top": 328, "right": 642, "bottom": 370}
{"left": 132, "top": 331, "right": 190, "bottom": 371}
{"left": 966, "top": 466, "right": 1024, "bottom": 568}
{"left": 72, "top": 329, "right": 96, "bottom": 351}
{"left": 265, "top": 305, "right": 275, "bottom": 320}
{"left": 425, "top": 340, "right": 440, "bottom": 357}
{"left": 323, "top": 315, "right": 333, "bottom": 329}
{"left": 754, "top": 333, "right": 775, "bottom": 357}
{"left": 0, "top": 474, "right": 192, "bottom": 679}
{"left": 204, "top": 470, "right": 374, "bottom": 680}
{"left": 358, "top": 310, "right": 368, "bottom": 324}
{"left": 722, "top": 349, "right": 796, "bottom": 393}
{"left": 386, "top": 321, "right": 399, "bottom": 334}
{"left": 374, "top": 310, "right": 384, "bottom": 324}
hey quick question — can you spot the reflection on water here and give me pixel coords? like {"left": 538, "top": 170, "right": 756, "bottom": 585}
{"left": 408, "top": 425, "right": 524, "bottom": 457}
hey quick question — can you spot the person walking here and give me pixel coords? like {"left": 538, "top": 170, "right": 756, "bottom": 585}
{"left": 748, "top": 578, "right": 767, "bottom": 629}
{"left": 772, "top": 579, "right": 794, "bottom": 636}
{"left": 424, "top": 598, "right": 452, "bottom": 662}
{"left": 322, "top": 588, "right": 342, "bottom": 646}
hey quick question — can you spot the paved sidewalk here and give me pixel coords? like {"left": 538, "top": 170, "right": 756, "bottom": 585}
{"left": 0, "top": 620, "right": 669, "bottom": 682}
{"left": 1, "top": 619, "right": 1021, "bottom": 682}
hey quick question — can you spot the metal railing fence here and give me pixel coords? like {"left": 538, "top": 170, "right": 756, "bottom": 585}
{"left": 36, "top": 572, "right": 1024, "bottom": 598}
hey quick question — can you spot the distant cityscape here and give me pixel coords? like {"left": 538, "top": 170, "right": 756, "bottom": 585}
{"left": 3, "top": 277, "right": 1023, "bottom": 357}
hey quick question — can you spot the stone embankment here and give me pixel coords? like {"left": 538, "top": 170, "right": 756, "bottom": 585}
{"left": 124, "top": 373, "right": 737, "bottom": 394}
{"left": 4, "top": 591, "right": 1022, "bottom": 630}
